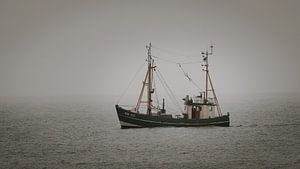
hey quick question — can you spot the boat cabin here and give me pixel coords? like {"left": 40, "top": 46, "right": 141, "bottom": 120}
{"left": 183, "top": 95, "right": 216, "bottom": 119}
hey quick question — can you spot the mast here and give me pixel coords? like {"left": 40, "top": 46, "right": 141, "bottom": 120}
{"left": 201, "top": 45, "right": 222, "bottom": 115}
{"left": 202, "top": 45, "right": 213, "bottom": 102}
{"left": 205, "top": 51, "right": 208, "bottom": 102}
{"left": 135, "top": 42, "right": 154, "bottom": 115}
{"left": 146, "top": 43, "right": 153, "bottom": 115}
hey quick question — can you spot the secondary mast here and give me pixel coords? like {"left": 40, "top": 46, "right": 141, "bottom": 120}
{"left": 202, "top": 45, "right": 222, "bottom": 115}
{"left": 202, "top": 45, "right": 213, "bottom": 102}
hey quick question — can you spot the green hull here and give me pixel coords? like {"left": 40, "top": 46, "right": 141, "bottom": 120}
{"left": 116, "top": 105, "right": 230, "bottom": 128}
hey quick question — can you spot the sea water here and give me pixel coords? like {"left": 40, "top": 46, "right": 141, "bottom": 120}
{"left": 0, "top": 93, "right": 299, "bottom": 168}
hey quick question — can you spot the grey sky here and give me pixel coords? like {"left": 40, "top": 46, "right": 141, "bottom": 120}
{"left": 0, "top": 0, "right": 299, "bottom": 97}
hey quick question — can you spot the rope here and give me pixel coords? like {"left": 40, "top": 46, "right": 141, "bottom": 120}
{"left": 178, "top": 64, "right": 203, "bottom": 91}
{"left": 152, "top": 55, "right": 203, "bottom": 92}
{"left": 180, "top": 61, "right": 204, "bottom": 65}
{"left": 152, "top": 67, "right": 160, "bottom": 109}
{"left": 152, "top": 55, "right": 203, "bottom": 65}
{"left": 116, "top": 62, "right": 146, "bottom": 104}
{"left": 155, "top": 72, "right": 180, "bottom": 114}
{"left": 152, "top": 55, "right": 178, "bottom": 64}
{"left": 156, "top": 68, "right": 184, "bottom": 114}
{"left": 152, "top": 45, "right": 200, "bottom": 58}
{"left": 178, "top": 63, "right": 191, "bottom": 81}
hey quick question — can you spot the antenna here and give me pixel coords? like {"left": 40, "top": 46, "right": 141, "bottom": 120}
{"left": 146, "top": 42, "right": 152, "bottom": 64}
{"left": 209, "top": 44, "right": 213, "bottom": 55}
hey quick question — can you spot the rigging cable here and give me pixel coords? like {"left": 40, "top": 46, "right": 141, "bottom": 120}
{"left": 116, "top": 61, "right": 146, "bottom": 104}
{"left": 178, "top": 64, "right": 203, "bottom": 91}
{"left": 156, "top": 68, "right": 184, "bottom": 114}
{"left": 152, "top": 55, "right": 203, "bottom": 65}
{"left": 155, "top": 71, "right": 180, "bottom": 114}
{"left": 151, "top": 45, "right": 206, "bottom": 92}
{"left": 152, "top": 64, "right": 160, "bottom": 109}
{"left": 152, "top": 55, "right": 178, "bottom": 64}
{"left": 152, "top": 45, "right": 200, "bottom": 58}
{"left": 152, "top": 55, "right": 203, "bottom": 92}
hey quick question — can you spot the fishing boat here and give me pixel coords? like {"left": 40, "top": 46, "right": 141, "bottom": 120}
{"left": 115, "top": 43, "right": 229, "bottom": 128}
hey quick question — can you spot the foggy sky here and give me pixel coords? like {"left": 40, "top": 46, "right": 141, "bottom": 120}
{"left": 0, "top": 0, "right": 299, "bottom": 97}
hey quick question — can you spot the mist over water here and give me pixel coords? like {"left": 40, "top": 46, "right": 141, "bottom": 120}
{"left": 1, "top": 0, "right": 300, "bottom": 96}
{"left": 1, "top": 93, "right": 299, "bottom": 168}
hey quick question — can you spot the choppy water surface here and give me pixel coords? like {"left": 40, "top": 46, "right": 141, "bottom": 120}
{"left": 0, "top": 94, "right": 299, "bottom": 168}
